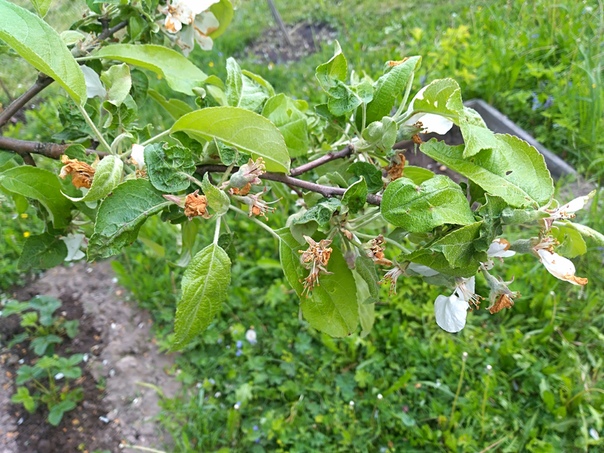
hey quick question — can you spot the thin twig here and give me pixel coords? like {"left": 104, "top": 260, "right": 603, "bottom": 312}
{"left": 197, "top": 164, "right": 383, "bottom": 206}
{"left": 0, "top": 77, "right": 13, "bottom": 102}
{"left": 289, "top": 144, "right": 355, "bottom": 176}
{"left": 266, "top": 0, "right": 293, "bottom": 47}
{"left": 0, "top": 20, "right": 128, "bottom": 130}
{"left": 0, "top": 74, "right": 53, "bottom": 129}
{"left": 0, "top": 136, "right": 105, "bottom": 160}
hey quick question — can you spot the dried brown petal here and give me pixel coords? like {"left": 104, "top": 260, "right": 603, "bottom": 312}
{"left": 488, "top": 293, "right": 516, "bottom": 314}
{"left": 184, "top": 190, "right": 211, "bottom": 219}
{"left": 59, "top": 155, "right": 95, "bottom": 189}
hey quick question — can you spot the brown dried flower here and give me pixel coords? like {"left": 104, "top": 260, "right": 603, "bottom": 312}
{"left": 386, "top": 153, "right": 406, "bottom": 182}
{"left": 299, "top": 235, "right": 333, "bottom": 295}
{"left": 184, "top": 190, "right": 211, "bottom": 219}
{"left": 59, "top": 155, "right": 95, "bottom": 189}
{"left": 488, "top": 293, "right": 516, "bottom": 314}
{"left": 366, "top": 235, "right": 393, "bottom": 266}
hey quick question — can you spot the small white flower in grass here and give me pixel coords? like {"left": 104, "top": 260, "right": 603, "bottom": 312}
{"left": 54, "top": 372, "right": 64, "bottom": 380}
{"left": 131, "top": 144, "right": 146, "bottom": 170}
{"left": 349, "top": 400, "right": 355, "bottom": 408}
{"left": 434, "top": 277, "right": 478, "bottom": 333}
{"left": 245, "top": 328, "right": 257, "bottom": 345}
{"left": 377, "top": 393, "right": 383, "bottom": 400}
{"left": 234, "top": 401, "right": 241, "bottom": 410}
{"left": 589, "top": 428, "right": 600, "bottom": 440}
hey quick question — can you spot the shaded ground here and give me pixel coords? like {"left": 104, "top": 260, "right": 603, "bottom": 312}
{"left": 242, "top": 21, "right": 338, "bottom": 64}
{"left": 0, "top": 261, "right": 180, "bottom": 453}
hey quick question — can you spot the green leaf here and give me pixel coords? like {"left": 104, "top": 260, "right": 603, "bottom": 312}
{"left": 11, "top": 387, "right": 36, "bottom": 412}
{"left": 174, "top": 244, "right": 231, "bottom": 348}
{"left": 144, "top": 143, "right": 196, "bottom": 193}
{"left": 364, "top": 56, "right": 421, "bottom": 126}
{"left": 18, "top": 233, "right": 67, "bottom": 271}
{"left": 48, "top": 400, "right": 77, "bottom": 426}
{"left": 354, "top": 256, "right": 380, "bottom": 303}
{"left": 361, "top": 117, "right": 397, "bottom": 154}
{"left": 357, "top": 295, "right": 375, "bottom": 339}
{"left": 28, "top": 295, "right": 61, "bottom": 326}
{"left": 262, "top": 94, "right": 309, "bottom": 157}
{"left": 277, "top": 230, "right": 359, "bottom": 337}
{"left": 315, "top": 41, "right": 360, "bottom": 116}
{"left": 347, "top": 162, "right": 383, "bottom": 193}
{"left": 148, "top": 89, "right": 193, "bottom": 120}
{"left": 0, "top": 0, "right": 86, "bottom": 104}
{"left": 171, "top": 107, "right": 290, "bottom": 173}
{"left": 101, "top": 63, "right": 131, "bottom": 107}
{"left": 410, "top": 78, "right": 463, "bottom": 118}
{"left": 561, "top": 221, "right": 604, "bottom": 247}
{"left": 342, "top": 177, "right": 367, "bottom": 214}
{"left": 208, "top": 0, "right": 234, "bottom": 39}
{"left": 201, "top": 173, "right": 230, "bottom": 215}
{"left": 403, "top": 222, "right": 484, "bottom": 277}
{"left": 381, "top": 175, "right": 475, "bottom": 233}
{"left": 64, "top": 155, "right": 123, "bottom": 203}
{"left": 95, "top": 44, "right": 207, "bottom": 95}
{"left": 88, "top": 179, "right": 171, "bottom": 259}
{"left": 293, "top": 198, "right": 341, "bottom": 227}
{"left": 420, "top": 137, "right": 554, "bottom": 208}
{"left": 30, "top": 334, "right": 62, "bottom": 355}
{"left": 458, "top": 107, "right": 500, "bottom": 158}
{"left": 225, "top": 57, "right": 243, "bottom": 107}
{"left": 225, "top": 58, "right": 269, "bottom": 112}
{"left": 552, "top": 223, "right": 587, "bottom": 258}
{"left": 30, "top": 0, "right": 52, "bottom": 17}
{"left": 0, "top": 166, "right": 72, "bottom": 229}
{"left": 403, "top": 165, "right": 434, "bottom": 184}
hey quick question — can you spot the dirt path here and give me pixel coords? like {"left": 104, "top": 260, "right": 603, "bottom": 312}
{"left": 0, "top": 261, "right": 180, "bottom": 453}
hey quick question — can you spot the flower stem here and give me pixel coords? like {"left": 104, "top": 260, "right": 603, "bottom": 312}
{"left": 228, "top": 205, "right": 280, "bottom": 240}
{"left": 141, "top": 129, "right": 171, "bottom": 147}
{"left": 76, "top": 104, "right": 111, "bottom": 153}
{"left": 213, "top": 216, "right": 221, "bottom": 245}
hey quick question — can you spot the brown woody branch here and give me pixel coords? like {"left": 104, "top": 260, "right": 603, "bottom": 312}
{"left": 0, "top": 136, "right": 105, "bottom": 159}
{"left": 197, "top": 164, "right": 383, "bottom": 206}
{"left": 0, "top": 74, "right": 54, "bottom": 129}
{"left": 290, "top": 144, "right": 355, "bottom": 176}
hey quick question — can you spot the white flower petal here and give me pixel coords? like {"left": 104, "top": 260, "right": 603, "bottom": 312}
{"left": 557, "top": 191, "right": 595, "bottom": 215}
{"left": 195, "top": 11, "right": 220, "bottom": 35}
{"left": 416, "top": 113, "right": 454, "bottom": 134}
{"left": 131, "top": 144, "right": 146, "bottom": 170}
{"left": 487, "top": 238, "right": 516, "bottom": 258}
{"left": 536, "top": 249, "right": 587, "bottom": 286}
{"left": 62, "top": 233, "right": 86, "bottom": 262}
{"left": 81, "top": 65, "right": 107, "bottom": 99}
{"left": 408, "top": 263, "right": 439, "bottom": 277}
{"left": 435, "top": 294, "right": 469, "bottom": 333}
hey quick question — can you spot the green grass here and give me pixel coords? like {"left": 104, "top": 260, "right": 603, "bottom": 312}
{"left": 114, "top": 187, "right": 604, "bottom": 452}
{"left": 192, "top": 0, "right": 603, "bottom": 180}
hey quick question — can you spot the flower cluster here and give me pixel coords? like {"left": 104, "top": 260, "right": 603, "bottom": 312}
{"left": 161, "top": 0, "right": 220, "bottom": 56}
{"left": 299, "top": 235, "right": 333, "bottom": 295}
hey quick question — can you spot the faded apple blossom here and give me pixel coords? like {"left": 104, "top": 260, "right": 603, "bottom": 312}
{"left": 299, "top": 235, "right": 333, "bottom": 295}
{"left": 533, "top": 237, "right": 588, "bottom": 286}
{"left": 161, "top": 0, "right": 220, "bottom": 56}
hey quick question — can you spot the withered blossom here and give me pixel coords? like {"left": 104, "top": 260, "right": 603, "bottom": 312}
{"left": 386, "top": 153, "right": 406, "bottom": 182}
{"left": 365, "top": 235, "right": 393, "bottom": 266}
{"left": 228, "top": 157, "right": 266, "bottom": 189}
{"left": 299, "top": 235, "right": 333, "bottom": 295}
{"left": 184, "top": 190, "right": 211, "bottom": 219}
{"left": 59, "top": 155, "right": 95, "bottom": 189}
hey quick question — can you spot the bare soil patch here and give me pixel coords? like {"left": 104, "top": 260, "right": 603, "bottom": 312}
{"left": 0, "top": 261, "right": 180, "bottom": 453}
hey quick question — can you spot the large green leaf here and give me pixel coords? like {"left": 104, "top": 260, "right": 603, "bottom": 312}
{"left": 278, "top": 230, "right": 359, "bottom": 337}
{"left": 381, "top": 175, "right": 475, "bottom": 233}
{"left": 63, "top": 155, "right": 122, "bottom": 203}
{"left": 0, "top": 0, "right": 86, "bottom": 104}
{"left": 88, "top": 179, "right": 171, "bottom": 259}
{"left": 30, "top": 0, "right": 52, "bottom": 17}
{"left": 364, "top": 56, "right": 421, "bottom": 126}
{"left": 0, "top": 166, "right": 72, "bottom": 229}
{"left": 208, "top": 0, "right": 234, "bottom": 39}
{"left": 18, "top": 233, "right": 67, "bottom": 271}
{"left": 225, "top": 58, "right": 269, "bottom": 112}
{"left": 95, "top": 44, "right": 207, "bottom": 95}
{"left": 171, "top": 107, "right": 290, "bottom": 173}
{"left": 174, "top": 244, "right": 231, "bottom": 348}
{"left": 420, "top": 137, "right": 554, "bottom": 208}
